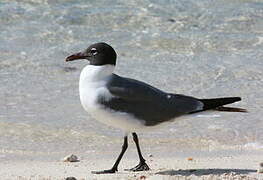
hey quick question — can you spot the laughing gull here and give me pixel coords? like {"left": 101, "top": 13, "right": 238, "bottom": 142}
{"left": 65, "top": 42, "right": 246, "bottom": 174}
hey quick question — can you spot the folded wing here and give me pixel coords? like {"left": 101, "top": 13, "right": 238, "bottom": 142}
{"left": 98, "top": 74, "right": 203, "bottom": 126}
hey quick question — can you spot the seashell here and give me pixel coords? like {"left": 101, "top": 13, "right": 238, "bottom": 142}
{"left": 63, "top": 154, "right": 79, "bottom": 162}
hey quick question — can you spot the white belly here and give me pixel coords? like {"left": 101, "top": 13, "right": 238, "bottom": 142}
{"left": 79, "top": 85, "right": 147, "bottom": 132}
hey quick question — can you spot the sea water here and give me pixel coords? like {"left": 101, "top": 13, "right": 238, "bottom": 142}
{"left": 0, "top": 0, "right": 263, "bottom": 160}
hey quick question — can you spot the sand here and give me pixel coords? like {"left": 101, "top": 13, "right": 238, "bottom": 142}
{"left": 1, "top": 149, "right": 262, "bottom": 180}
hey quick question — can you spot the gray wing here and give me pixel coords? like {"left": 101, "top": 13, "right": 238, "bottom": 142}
{"left": 99, "top": 74, "right": 203, "bottom": 126}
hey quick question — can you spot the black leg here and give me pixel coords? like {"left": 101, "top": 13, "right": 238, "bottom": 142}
{"left": 92, "top": 135, "right": 128, "bottom": 174}
{"left": 125, "top": 132, "right": 150, "bottom": 171}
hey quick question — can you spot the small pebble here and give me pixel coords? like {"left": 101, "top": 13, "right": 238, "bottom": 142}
{"left": 63, "top": 154, "right": 79, "bottom": 162}
{"left": 168, "top": 18, "right": 176, "bottom": 22}
{"left": 187, "top": 157, "right": 193, "bottom": 161}
{"left": 148, "top": 154, "right": 153, "bottom": 157}
{"left": 140, "top": 175, "right": 146, "bottom": 179}
{"left": 65, "top": 177, "right": 77, "bottom": 180}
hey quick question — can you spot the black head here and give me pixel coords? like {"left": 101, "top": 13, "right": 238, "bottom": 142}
{"left": 65, "top": 42, "right": 117, "bottom": 65}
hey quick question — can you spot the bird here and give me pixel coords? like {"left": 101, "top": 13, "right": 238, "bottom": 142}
{"left": 65, "top": 42, "right": 246, "bottom": 174}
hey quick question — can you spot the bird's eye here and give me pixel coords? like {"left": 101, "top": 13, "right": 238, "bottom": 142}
{"left": 90, "top": 48, "right": 98, "bottom": 55}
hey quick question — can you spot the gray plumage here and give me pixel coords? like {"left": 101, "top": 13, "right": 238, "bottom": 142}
{"left": 98, "top": 74, "right": 203, "bottom": 126}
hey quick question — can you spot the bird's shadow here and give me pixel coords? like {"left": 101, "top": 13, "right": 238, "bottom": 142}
{"left": 156, "top": 168, "right": 257, "bottom": 176}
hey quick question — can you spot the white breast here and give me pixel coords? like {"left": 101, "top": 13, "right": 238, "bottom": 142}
{"left": 79, "top": 65, "right": 113, "bottom": 110}
{"left": 79, "top": 64, "right": 147, "bottom": 132}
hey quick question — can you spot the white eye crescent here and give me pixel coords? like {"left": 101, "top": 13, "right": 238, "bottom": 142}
{"left": 90, "top": 48, "right": 98, "bottom": 55}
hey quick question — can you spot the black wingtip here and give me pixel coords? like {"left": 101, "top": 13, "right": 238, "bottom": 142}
{"left": 199, "top": 97, "right": 242, "bottom": 111}
{"left": 227, "top": 97, "right": 241, "bottom": 102}
{"left": 215, "top": 106, "right": 247, "bottom": 113}
{"left": 236, "top": 97, "right": 242, "bottom": 101}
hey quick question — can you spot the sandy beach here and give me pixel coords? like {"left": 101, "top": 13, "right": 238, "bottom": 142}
{"left": 1, "top": 149, "right": 262, "bottom": 180}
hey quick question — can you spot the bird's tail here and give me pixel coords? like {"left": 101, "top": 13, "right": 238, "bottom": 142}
{"left": 214, "top": 106, "right": 247, "bottom": 112}
{"left": 198, "top": 97, "right": 247, "bottom": 112}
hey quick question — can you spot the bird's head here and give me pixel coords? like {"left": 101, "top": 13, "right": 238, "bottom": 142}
{"left": 65, "top": 42, "right": 117, "bottom": 66}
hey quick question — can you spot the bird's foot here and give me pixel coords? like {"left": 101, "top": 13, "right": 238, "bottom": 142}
{"left": 91, "top": 168, "right": 117, "bottom": 174}
{"left": 125, "top": 162, "right": 150, "bottom": 172}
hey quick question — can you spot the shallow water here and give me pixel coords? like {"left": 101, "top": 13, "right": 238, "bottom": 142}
{"left": 0, "top": 0, "right": 263, "bottom": 160}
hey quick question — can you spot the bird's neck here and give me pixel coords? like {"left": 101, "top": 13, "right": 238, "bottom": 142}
{"left": 80, "top": 64, "right": 115, "bottom": 83}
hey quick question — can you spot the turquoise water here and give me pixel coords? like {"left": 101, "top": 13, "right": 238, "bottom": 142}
{"left": 0, "top": 0, "right": 263, "bottom": 160}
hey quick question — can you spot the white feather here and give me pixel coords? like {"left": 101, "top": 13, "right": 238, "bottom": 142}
{"left": 79, "top": 64, "right": 150, "bottom": 132}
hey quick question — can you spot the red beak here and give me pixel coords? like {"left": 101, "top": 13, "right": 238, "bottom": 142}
{"left": 65, "top": 52, "right": 87, "bottom": 62}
